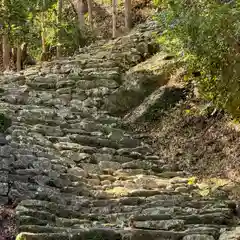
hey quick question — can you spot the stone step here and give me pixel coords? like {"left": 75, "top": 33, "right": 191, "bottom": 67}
{"left": 16, "top": 196, "right": 233, "bottom": 226}
{"left": 15, "top": 226, "right": 222, "bottom": 240}
{"left": 26, "top": 77, "right": 120, "bottom": 91}
{"left": 19, "top": 194, "right": 228, "bottom": 217}
{"left": 0, "top": 20, "right": 238, "bottom": 240}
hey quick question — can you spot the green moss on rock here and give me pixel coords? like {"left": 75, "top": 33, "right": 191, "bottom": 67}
{"left": 0, "top": 113, "right": 11, "bottom": 132}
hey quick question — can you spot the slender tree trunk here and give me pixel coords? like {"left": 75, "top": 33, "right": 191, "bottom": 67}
{"left": 87, "top": 0, "right": 93, "bottom": 30}
{"left": 56, "top": 0, "right": 63, "bottom": 58}
{"left": 2, "top": 34, "right": 10, "bottom": 71}
{"left": 77, "top": 0, "right": 85, "bottom": 29}
{"left": 12, "top": 47, "right": 17, "bottom": 68}
{"left": 124, "top": 0, "right": 131, "bottom": 32}
{"left": 41, "top": 0, "right": 47, "bottom": 53}
{"left": 2, "top": 0, "right": 10, "bottom": 71}
{"left": 16, "top": 45, "right": 21, "bottom": 72}
{"left": 112, "top": 0, "right": 117, "bottom": 39}
{"left": 41, "top": 29, "right": 47, "bottom": 53}
{"left": 21, "top": 42, "right": 28, "bottom": 69}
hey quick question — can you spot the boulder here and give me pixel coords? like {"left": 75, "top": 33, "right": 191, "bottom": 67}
{"left": 103, "top": 52, "right": 180, "bottom": 116}
{"left": 124, "top": 85, "right": 187, "bottom": 123}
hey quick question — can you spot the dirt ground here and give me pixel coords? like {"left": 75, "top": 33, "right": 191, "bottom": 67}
{"left": 132, "top": 96, "right": 240, "bottom": 200}
{"left": 0, "top": 205, "right": 16, "bottom": 240}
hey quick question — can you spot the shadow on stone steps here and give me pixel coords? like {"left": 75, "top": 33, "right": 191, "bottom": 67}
{"left": 123, "top": 86, "right": 187, "bottom": 124}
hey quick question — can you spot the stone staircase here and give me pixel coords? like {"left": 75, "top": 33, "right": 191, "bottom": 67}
{"left": 0, "top": 21, "right": 239, "bottom": 240}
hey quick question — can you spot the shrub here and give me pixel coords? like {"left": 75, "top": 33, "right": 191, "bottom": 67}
{"left": 154, "top": 0, "right": 240, "bottom": 117}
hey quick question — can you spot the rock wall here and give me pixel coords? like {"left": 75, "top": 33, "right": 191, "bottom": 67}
{"left": 104, "top": 52, "right": 180, "bottom": 116}
{"left": 0, "top": 21, "right": 238, "bottom": 240}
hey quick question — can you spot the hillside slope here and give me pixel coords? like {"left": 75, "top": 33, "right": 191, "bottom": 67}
{"left": 133, "top": 96, "right": 240, "bottom": 191}
{"left": 1, "top": 20, "right": 240, "bottom": 240}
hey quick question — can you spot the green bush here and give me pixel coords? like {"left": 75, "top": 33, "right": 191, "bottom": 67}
{"left": 155, "top": 0, "right": 240, "bottom": 117}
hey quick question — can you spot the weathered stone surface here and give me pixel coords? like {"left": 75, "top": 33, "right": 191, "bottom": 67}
{"left": 0, "top": 182, "right": 9, "bottom": 195}
{"left": 133, "top": 219, "right": 185, "bottom": 230}
{"left": 0, "top": 20, "right": 237, "bottom": 240}
{"left": 104, "top": 52, "right": 180, "bottom": 116}
{"left": 67, "top": 167, "right": 87, "bottom": 178}
{"left": 124, "top": 85, "right": 186, "bottom": 123}
{"left": 219, "top": 227, "right": 240, "bottom": 240}
{"left": 26, "top": 75, "right": 57, "bottom": 89}
{"left": 183, "top": 235, "right": 215, "bottom": 240}
{"left": 1, "top": 85, "right": 29, "bottom": 104}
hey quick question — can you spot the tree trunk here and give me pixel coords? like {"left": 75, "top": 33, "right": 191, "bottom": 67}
{"left": 124, "top": 0, "right": 131, "bottom": 32}
{"left": 2, "top": 0, "right": 10, "bottom": 71}
{"left": 112, "top": 0, "right": 117, "bottom": 39}
{"left": 41, "top": 29, "right": 47, "bottom": 53}
{"left": 57, "top": 0, "right": 63, "bottom": 58}
{"left": 16, "top": 45, "right": 21, "bottom": 72}
{"left": 87, "top": 0, "right": 93, "bottom": 29}
{"left": 11, "top": 47, "right": 17, "bottom": 68}
{"left": 41, "top": 0, "right": 47, "bottom": 53}
{"left": 77, "top": 0, "right": 85, "bottom": 29}
{"left": 21, "top": 42, "right": 28, "bottom": 69}
{"left": 2, "top": 34, "right": 10, "bottom": 71}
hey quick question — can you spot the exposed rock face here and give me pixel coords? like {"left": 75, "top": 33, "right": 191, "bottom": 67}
{"left": 0, "top": 21, "right": 238, "bottom": 240}
{"left": 219, "top": 227, "right": 240, "bottom": 240}
{"left": 124, "top": 85, "right": 187, "bottom": 123}
{"left": 104, "top": 52, "right": 180, "bottom": 116}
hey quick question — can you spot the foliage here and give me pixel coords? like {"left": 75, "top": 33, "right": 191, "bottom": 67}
{"left": 32, "top": 0, "right": 85, "bottom": 58}
{"left": 155, "top": 0, "right": 240, "bottom": 117}
{"left": 0, "top": 0, "right": 91, "bottom": 60}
